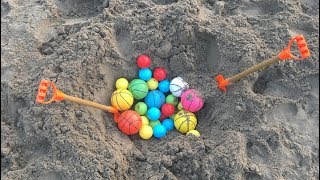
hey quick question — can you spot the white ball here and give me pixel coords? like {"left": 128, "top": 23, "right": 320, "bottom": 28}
{"left": 170, "top": 77, "right": 189, "bottom": 97}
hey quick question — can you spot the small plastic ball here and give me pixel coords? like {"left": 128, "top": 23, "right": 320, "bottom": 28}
{"left": 181, "top": 89, "right": 204, "bottom": 112}
{"left": 139, "top": 125, "right": 153, "bottom": 140}
{"left": 149, "top": 120, "right": 161, "bottom": 128}
{"left": 170, "top": 77, "right": 189, "bottom": 97}
{"left": 118, "top": 110, "right": 142, "bottom": 135}
{"left": 139, "top": 68, "right": 152, "bottom": 81}
{"left": 134, "top": 102, "right": 148, "bottom": 115}
{"left": 158, "top": 80, "right": 170, "bottom": 93}
{"left": 128, "top": 79, "right": 149, "bottom": 100}
{"left": 147, "top": 107, "right": 161, "bottom": 121}
{"left": 153, "top": 124, "right": 167, "bottom": 139}
{"left": 177, "top": 102, "right": 184, "bottom": 110}
{"left": 165, "top": 94, "right": 179, "bottom": 106}
{"left": 147, "top": 78, "right": 158, "bottom": 90}
{"left": 137, "top": 55, "right": 151, "bottom": 68}
{"left": 144, "top": 90, "right": 166, "bottom": 109}
{"left": 111, "top": 89, "right": 134, "bottom": 111}
{"left": 174, "top": 110, "right": 197, "bottom": 134}
{"left": 141, "top": 116, "right": 149, "bottom": 125}
{"left": 153, "top": 67, "right": 167, "bottom": 81}
{"left": 162, "top": 119, "right": 174, "bottom": 131}
{"left": 161, "top": 103, "right": 175, "bottom": 117}
{"left": 186, "top": 130, "right": 200, "bottom": 137}
{"left": 115, "top": 78, "right": 129, "bottom": 89}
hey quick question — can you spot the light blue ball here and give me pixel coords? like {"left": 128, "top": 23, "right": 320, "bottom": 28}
{"left": 144, "top": 90, "right": 165, "bottom": 109}
{"left": 147, "top": 107, "right": 161, "bottom": 121}
{"left": 158, "top": 80, "right": 170, "bottom": 93}
{"left": 153, "top": 124, "right": 167, "bottom": 139}
{"left": 162, "top": 119, "right": 174, "bottom": 131}
{"left": 139, "top": 68, "right": 152, "bottom": 81}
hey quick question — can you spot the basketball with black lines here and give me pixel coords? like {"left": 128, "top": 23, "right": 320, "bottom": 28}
{"left": 111, "top": 89, "right": 134, "bottom": 111}
{"left": 118, "top": 110, "right": 142, "bottom": 135}
{"left": 181, "top": 89, "right": 204, "bottom": 113}
{"left": 174, "top": 110, "right": 197, "bottom": 134}
{"left": 128, "top": 79, "right": 149, "bottom": 100}
{"left": 169, "top": 77, "right": 189, "bottom": 97}
{"left": 144, "top": 90, "right": 165, "bottom": 109}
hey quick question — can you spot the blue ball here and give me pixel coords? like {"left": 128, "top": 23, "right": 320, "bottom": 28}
{"left": 153, "top": 124, "right": 167, "bottom": 139}
{"left": 158, "top": 80, "right": 170, "bottom": 93}
{"left": 147, "top": 107, "right": 161, "bottom": 121}
{"left": 144, "top": 90, "right": 165, "bottom": 109}
{"left": 162, "top": 119, "right": 174, "bottom": 131}
{"left": 139, "top": 68, "right": 152, "bottom": 81}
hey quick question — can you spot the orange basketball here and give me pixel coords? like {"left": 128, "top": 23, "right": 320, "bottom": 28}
{"left": 117, "top": 110, "right": 142, "bottom": 135}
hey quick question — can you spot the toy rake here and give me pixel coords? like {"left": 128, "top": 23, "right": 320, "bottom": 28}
{"left": 36, "top": 80, "right": 120, "bottom": 121}
{"left": 215, "top": 34, "right": 311, "bottom": 92}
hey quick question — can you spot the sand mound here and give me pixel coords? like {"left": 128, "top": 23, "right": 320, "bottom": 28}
{"left": 1, "top": 0, "right": 319, "bottom": 179}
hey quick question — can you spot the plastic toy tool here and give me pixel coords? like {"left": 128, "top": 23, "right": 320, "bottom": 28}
{"left": 36, "top": 80, "right": 120, "bottom": 121}
{"left": 215, "top": 34, "right": 311, "bottom": 92}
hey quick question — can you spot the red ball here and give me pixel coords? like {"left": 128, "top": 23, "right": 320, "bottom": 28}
{"left": 137, "top": 55, "right": 151, "bottom": 68}
{"left": 161, "top": 103, "right": 175, "bottom": 117}
{"left": 159, "top": 113, "right": 167, "bottom": 122}
{"left": 118, "top": 110, "right": 142, "bottom": 135}
{"left": 153, "top": 67, "right": 167, "bottom": 81}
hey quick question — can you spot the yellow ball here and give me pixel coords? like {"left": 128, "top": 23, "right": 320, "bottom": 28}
{"left": 174, "top": 110, "right": 197, "bottom": 134}
{"left": 186, "top": 130, "right": 200, "bottom": 137}
{"left": 141, "top": 116, "right": 149, "bottom": 125}
{"left": 116, "top": 78, "right": 129, "bottom": 89}
{"left": 177, "top": 102, "right": 184, "bottom": 110}
{"left": 139, "top": 125, "right": 153, "bottom": 140}
{"left": 111, "top": 89, "right": 134, "bottom": 111}
{"left": 147, "top": 78, "right": 158, "bottom": 90}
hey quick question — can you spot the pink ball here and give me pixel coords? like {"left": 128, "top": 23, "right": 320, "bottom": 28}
{"left": 181, "top": 89, "right": 204, "bottom": 112}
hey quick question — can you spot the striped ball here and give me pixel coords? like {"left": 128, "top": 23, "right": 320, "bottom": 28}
{"left": 144, "top": 90, "right": 165, "bottom": 109}
{"left": 128, "top": 79, "right": 149, "bottom": 100}
{"left": 174, "top": 110, "right": 197, "bottom": 134}
{"left": 170, "top": 77, "right": 189, "bottom": 97}
{"left": 118, "top": 110, "right": 142, "bottom": 135}
{"left": 181, "top": 89, "right": 204, "bottom": 112}
{"left": 111, "top": 89, "right": 134, "bottom": 111}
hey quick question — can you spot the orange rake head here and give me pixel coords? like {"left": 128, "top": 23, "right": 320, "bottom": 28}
{"left": 279, "top": 34, "right": 311, "bottom": 60}
{"left": 36, "top": 80, "right": 65, "bottom": 104}
{"left": 215, "top": 74, "right": 229, "bottom": 92}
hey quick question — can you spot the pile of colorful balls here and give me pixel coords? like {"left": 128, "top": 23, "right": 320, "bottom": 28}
{"left": 110, "top": 55, "right": 204, "bottom": 139}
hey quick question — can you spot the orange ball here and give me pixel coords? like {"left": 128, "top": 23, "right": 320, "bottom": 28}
{"left": 118, "top": 110, "right": 142, "bottom": 135}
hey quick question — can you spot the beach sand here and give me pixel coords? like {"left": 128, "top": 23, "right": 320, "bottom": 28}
{"left": 1, "top": 0, "right": 319, "bottom": 179}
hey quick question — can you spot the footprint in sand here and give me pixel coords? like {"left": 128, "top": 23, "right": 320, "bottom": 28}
{"left": 151, "top": 0, "right": 178, "bottom": 5}
{"left": 238, "top": 0, "right": 285, "bottom": 17}
{"left": 114, "top": 24, "right": 134, "bottom": 61}
{"left": 53, "top": 0, "right": 109, "bottom": 18}
{"left": 262, "top": 102, "right": 319, "bottom": 149}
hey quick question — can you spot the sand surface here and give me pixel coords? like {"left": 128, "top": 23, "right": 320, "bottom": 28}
{"left": 1, "top": 0, "right": 319, "bottom": 179}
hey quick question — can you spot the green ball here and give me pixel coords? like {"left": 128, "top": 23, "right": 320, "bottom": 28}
{"left": 149, "top": 120, "right": 161, "bottom": 128}
{"left": 128, "top": 79, "right": 149, "bottom": 100}
{"left": 134, "top": 102, "right": 148, "bottom": 115}
{"left": 166, "top": 94, "right": 179, "bottom": 106}
{"left": 170, "top": 114, "right": 176, "bottom": 120}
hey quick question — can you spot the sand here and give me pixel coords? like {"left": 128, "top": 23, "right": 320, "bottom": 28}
{"left": 1, "top": 0, "right": 319, "bottom": 179}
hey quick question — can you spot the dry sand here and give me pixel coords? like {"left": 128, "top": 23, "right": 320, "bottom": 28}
{"left": 1, "top": 0, "right": 319, "bottom": 179}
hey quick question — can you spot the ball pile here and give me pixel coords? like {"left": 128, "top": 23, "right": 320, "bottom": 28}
{"left": 111, "top": 54, "right": 204, "bottom": 139}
